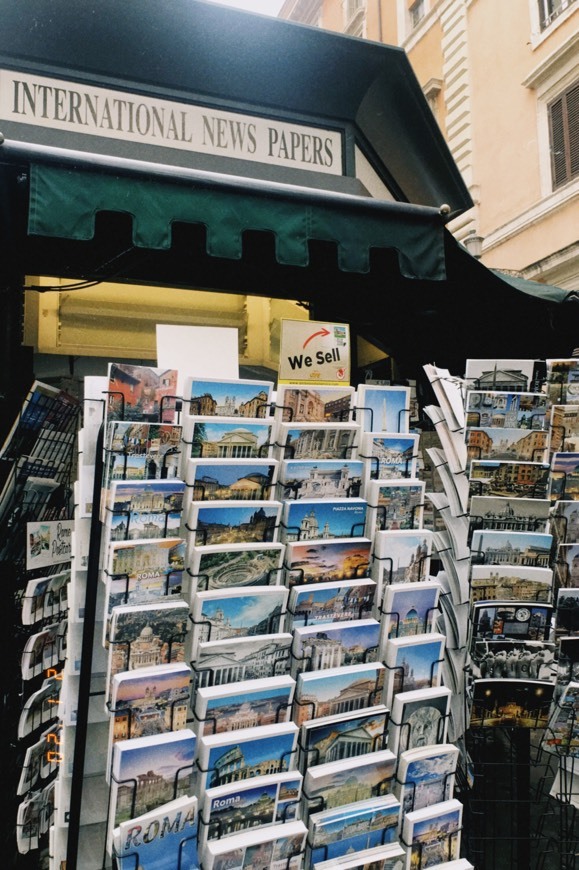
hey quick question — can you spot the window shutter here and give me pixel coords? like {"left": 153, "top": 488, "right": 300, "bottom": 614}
{"left": 550, "top": 96, "right": 567, "bottom": 188}
{"left": 549, "top": 81, "right": 579, "bottom": 189}
{"left": 568, "top": 82, "right": 579, "bottom": 179}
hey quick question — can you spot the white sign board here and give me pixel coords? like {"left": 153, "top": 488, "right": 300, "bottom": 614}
{"left": 0, "top": 69, "right": 343, "bottom": 176}
{"left": 278, "top": 319, "right": 350, "bottom": 385}
{"left": 27, "top": 520, "right": 74, "bottom": 570}
{"left": 156, "top": 325, "right": 239, "bottom": 396}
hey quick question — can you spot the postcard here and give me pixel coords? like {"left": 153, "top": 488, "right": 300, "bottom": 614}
{"left": 276, "top": 422, "right": 359, "bottom": 461}
{"left": 275, "top": 384, "right": 355, "bottom": 423}
{"left": 466, "top": 427, "right": 548, "bottom": 465}
{"left": 291, "top": 618, "right": 381, "bottom": 675}
{"left": 464, "top": 359, "right": 543, "bottom": 393}
{"left": 113, "top": 795, "right": 198, "bottom": 870}
{"left": 359, "top": 431, "right": 419, "bottom": 484}
{"left": 557, "top": 588, "right": 579, "bottom": 635}
{"left": 387, "top": 686, "right": 452, "bottom": 756}
{"left": 312, "top": 842, "right": 406, "bottom": 870}
{"left": 288, "top": 579, "right": 376, "bottom": 629}
{"left": 193, "top": 675, "right": 295, "bottom": 737}
{"left": 106, "top": 600, "right": 190, "bottom": 699}
{"left": 281, "top": 497, "right": 368, "bottom": 543}
{"left": 542, "top": 681, "right": 579, "bottom": 755}
{"left": 21, "top": 623, "right": 60, "bottom": 680}
{"left": 380, "top": 580, "right": 440, "bottom": 643}
{"left": 557, "top": 636, "right": 579, "bottom": 689}
{"left": 549, "top": 452, "right": 579, "bottom": 503}
{"left": 383, "top": 634, "right": 446, "bottom": 707}
{"left": 303, "top": 749, "right": 397, "bottom": 812}
{"left": 107, "top": 663, "right": 192, "bottom": 777}
{"left": 402, "top": 798, "right": 462, "bottom": 869}
{"left": 468, "top": 495, "right": 551, "bottom": 534}
{"left": 196, "top": 722, "right": 298, "bottom": 795}
{"left": 555, "top": 543, "right": 579, "bottom": 587}
{"left": 308, "top": 794, "right": 400, "bottom": 865}
{"left": 395, "top": 744, "right": 459, "bottom": 814}
{"left": 188, "top": 500, "right": 281, "bottom": 547}
{"left": 107, "top": 729, "right": 196, "bottom": 855}
{"left": 200, "top": 771, "right": 302, "bottom": 847}
{"left": 293, "top": 662, "right": 386, "bottom": 725}
{"left": 202, "top": 820, "right": 307, "bottom": 870}
{"left": 16, "top": 791, "right": 42, "bottom": 854}
{"left": 101, "top": 422, "right": 182, "bottom": 518}
{"left": 371, "top": 530, "right": 433, "bottom": 599}
{"left": 551, "top": 501, "right": 579, "bottom": 544}
{"left": 470, "top": 564, "right": 554, "bottom": 604}
{"left": 469, "top": 460, "right": 550, "bottom": 500}
{"left": 184, "top": 458, "right": 277, "bottom": 504}
{"left": 550, "top": 405, "right": 579, "bottom": 454}
{"left": 470, "top": 639, "right": 555, "bottom": 681}
{"left": 104, "top": 538, "right": 186, "bottom": 637}
{"left": 183, "top": 417, "right": 274, "bottom": 462}
{"left": 365, "top": 479, "right": 425, "bottom": 534}
{"left": 465, "top": 390, "right": 547, "bottom": 429}
{"left": 470, "top": 529, "right": 552, "bottom": 567}
{"left": 284, "top": 538, "right": 372, "bottom": 586}
{"left": 546, "top": 358, "right": 579, "bottom": 405}
{"left": 17, "top": 675, "right": 60, "bottom": 739}
{"left": 106, "top": 363, "right": 179, "bottom": 423}
{"left": 183, "top": 375, "right": 273, "bottom": 418}
{"left": 194, "top": 633, "right": 293, "bottom": 688}
{"left": 470, "top": 678, "right": 554, "bottom": 728}
{"left": 300, "top": 704, "right": 389, "bottom": 769}
{"left": 355, "top": 385, "right": 410, "bottom": 433}
{"left": 188, "top": 543, "right": 285, "bottom": 592}
{"left": 106, "top": 479, "right": 186, "bottom": 541}
{"left": 471, "top": 602, "right": 553, "bottom": 642}
{"left": 18, "top": 724, "right": 59, "bottom": 796}
{"left": 189, "top": 586, "right": 288, "bottom": 648}
{"left": 278, "top": 459, "right": 363, "bottom": 500}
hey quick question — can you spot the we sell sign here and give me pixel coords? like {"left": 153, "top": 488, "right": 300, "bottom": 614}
{"left": 278, "top": 320, "right": 350, "bottom": 385}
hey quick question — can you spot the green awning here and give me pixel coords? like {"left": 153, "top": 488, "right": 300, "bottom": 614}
{"left": 490, "top": 269, "right": 578, "bottom": 304}
{"left": 27, "top": 163, "right": 447, "bottom": 280}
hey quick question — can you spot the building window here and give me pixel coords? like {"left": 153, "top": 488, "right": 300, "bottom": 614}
{"left": 410, "top": 0, "right": 426, "bottom": 29}
{"left": 538, "top": 0, "right": 577, "bottom": 30}
{"left": 344, "top": 0, "right": 365, "bottom": 35}
{"left": 549, "top": 80, "right": 579, "bottom": 188}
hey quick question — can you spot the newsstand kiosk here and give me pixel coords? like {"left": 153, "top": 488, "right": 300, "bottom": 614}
{"left": 1, "top": 2, "right": 577, "bottom": 868}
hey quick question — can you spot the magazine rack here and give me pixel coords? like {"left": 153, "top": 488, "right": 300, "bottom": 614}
{"left": 0, "top": 383, "right": 79, "bottom": 867}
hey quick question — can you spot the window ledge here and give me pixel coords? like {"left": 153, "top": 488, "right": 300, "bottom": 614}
{"left": 528, "top": 4, "right": 579, "bottom": 52}
{"left": 482, "top": 178, "right": 579, "bottom": 252}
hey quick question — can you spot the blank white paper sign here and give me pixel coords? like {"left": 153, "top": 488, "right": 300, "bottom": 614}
{"left": 156, "top": 325, "right": 239, "bottom": 393}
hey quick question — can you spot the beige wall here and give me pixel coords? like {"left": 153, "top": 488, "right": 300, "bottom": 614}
{"left": 282, "top": 0, "right": 579, "bottom": 284}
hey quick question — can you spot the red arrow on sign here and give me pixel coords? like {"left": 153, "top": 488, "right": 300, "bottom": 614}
{"left": 303, "top": 327, "right": 330, "bottom": 349}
